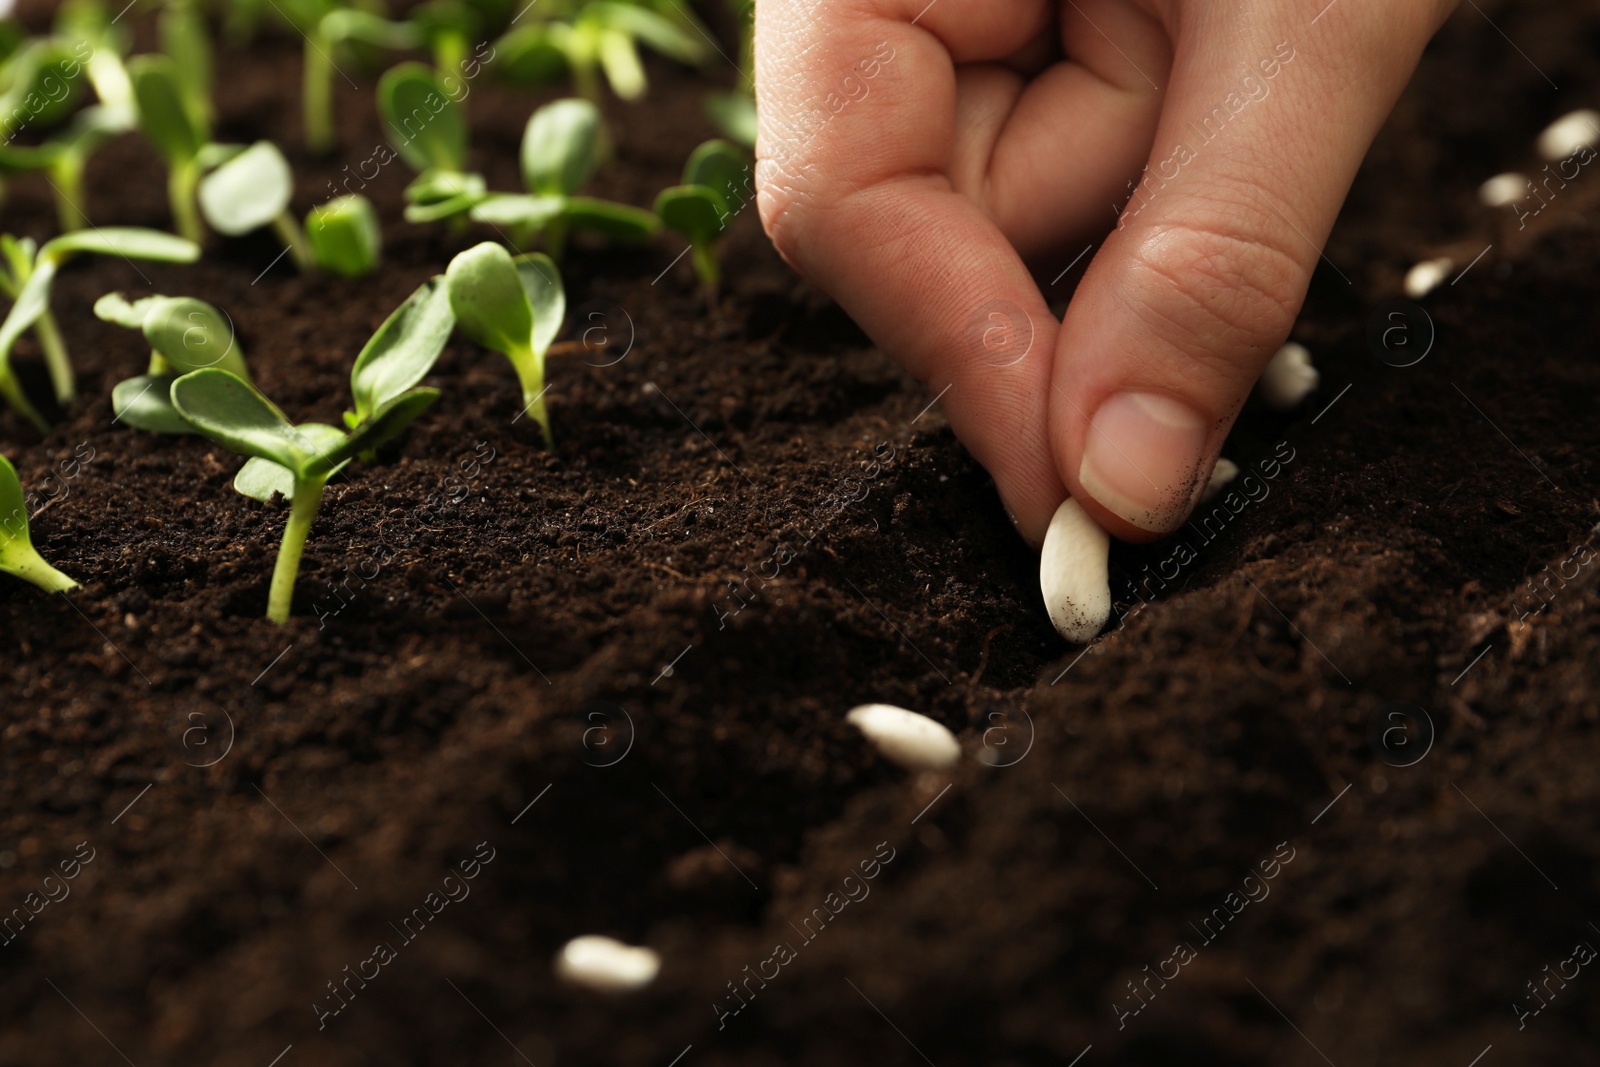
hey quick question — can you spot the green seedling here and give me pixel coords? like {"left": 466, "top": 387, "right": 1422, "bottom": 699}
{"left": 171, "top": 369, "right": 439, "bottom": 623}
{"left": 0, "top": 453, "right": 77, "bottom": 594}
{"left": 410, "top": 0, "right": 481, "bottom": 79}
{"left": 55, "top": 0, "right": 138, "bottom": 124}
{"left": 95, "top": 291, "right": 250, "bottom": 434}
{"left": 469, "top": 98, "right": 659, "bottom": 256}
{"left": 198, "top": 140, "right": 316, "bottom": 271}
{"left": 0, "top": 228, "right": 199, "bottom": 431}
{"left": 130, "top": 54, "right": 231, "bottom": 242}
{"left": 704, "top": 0, "right": 755, "bottom": 146}
{"left": 0, "top": 105, "right": 124, "bottom": 231}
{"left": 306, "top": 194, "right": 381, "bottom": 277}
{"left": 494, "top": 0, "right": 710, "bottom": 102}
{"left": 377, "top": 62, "right": 486, "bottom": 225}
{"left": 236, "top": 275, "right": 454, "bottom": 498}
{"left": 160, "top": 0, "right": 213, "bottom": 125}
{"left": 305, "top": 7, "right": 421, "bottom": 152}
{"left": 654, "top": 139, "right": 749, "bottom": 295}
{"left": 0, "top": 37, "right": 89, "bottom": 136}
{"left": 446, "top": 241, "right": 563, "bottom": 447}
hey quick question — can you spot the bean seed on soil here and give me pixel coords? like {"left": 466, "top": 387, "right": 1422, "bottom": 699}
{"left": 1537, "top": 109, "right": 1600, "bottom": 162}
{"left": 554, "top": 936, "right": 661, "bottom": 993}
{"left": 1257, "top": 342, "right": 1319, "bottom": 410}
{"left": 846, "top": 703, "right": 961, "bottom": 771}
{"left": 1039, "top": 498, "right": 1111, "bottom": 644}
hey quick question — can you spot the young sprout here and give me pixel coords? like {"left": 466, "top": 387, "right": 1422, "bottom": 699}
{"left": 0, "top": 37, "right": 89, "bottom": 136}
{"left": 94, "top": 291, "right": 250, "bottom": 434}
{"left": 55, "top": 0, "right": 139, "bottom": 126}
{"left": 305, "top": 194, "right": 381, "bottom": 277}
{"left": 654, "top": 139, "right": 750, "bottom": 295}
{"left": 494, "top": 0, "right": 710, "bottom": 102}
{"left": 170, "top": 369, "right": 439, "bottom": 623}
{"left": 0, "top": 228, "right": 199, "bottom": 431}
{"left": 305, "top": 7, "right": 421, "bottom": 152}
{"left": 130, "top": 54, "right": 220, "bottom": 242}
{"left": 235, "top": 276, "right": 454, "bottom": 499}
{"left": 470, "top": 98, "right": 660, "bottom": 256}
{"left": 160, "top": 0, "right": 213, "bottom": 125}
{"left": 198, "top": 140, "right": 315, "bottom": 272}
{"left": 410, "top": 0, "right": 481, "bottom": 79}
{"left": 705, "top": 0, "right": 755, "bottom": 147}
{"left": 446, "top": 242, "right": 563, "bottom": 447}
{"left": 0, "top": 453, "right": 78, "bottom": 594}
{"left": 0, "top": 105, "right": 123, "bottom": 231}
{"left": 377, "top": 62, "right": 486, "bottom": 225}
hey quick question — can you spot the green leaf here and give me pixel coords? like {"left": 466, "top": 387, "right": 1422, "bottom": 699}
{"left": 378, "top": 62, "right": 467, "bottom": 174}
{"left": 160, "top": 0, "right": 213, "bottom": 122}
{"left": 597, "top": 29, "right": 645, "bottom": 101}
{"left": 521, "top": 98, "right": 601, "bottom": 196}
{"left": 403, "top": 195, "right": 480, "bottom": 224}
{"left": 141, "top": 297, "right": 248, "bottom": 377}
{"left": 93, "top": 291, "right": 164, "bottom": 328}
{"left": 683, "top": 139, "right": 748, "bottom": 210}
{"left": 42, "top": 227, "right": 201, "bottom": 264}
{"left": 350, "top": 276, "right": 454, "bottom": 421}
{"left": 306, "top": 194, "right": 381, "bottom": 278}
{"left": 405, "top": 168, "right": 485, "bottom": 206}
{"left": 410, "top": 0, "right": 480, "bottom": 47}
{"left": 0, "top": 142, "right": 61, "bottom": 176}
{"left": 198, "top": 140, "right": 294, "bottom": 236}
{"left": 234, "top": 455, "right": 295, "bottom": 502}
{"left": 0, "top": 260, "right": 59, "bottom": 369}
{"left": 654, "top": 185, "right": 725, "bottom": 245}
{"left": 0, "top": 41, "right": 87, "bottom": 135}
{"left": 705, "top": 92, "right": 756, "bottom": 148}
{"left": 492, "top": 24, "right": 570, "bottom": 84}
{"left": 170, "top": 369, "right": 315, "bottom": 476}
{"left": 588, "top": 1, "right": 710, "bottom": 65}
{"left": 446, "top": 242, "right": 533, "bottom": 357}
{"left": 315, "top": 387, "right": 439, "bottom": 475}
{"left": 322, "top": 8, "right": 423, "bottom": 50}
{"left": 468, "top": 192, "right": 566, "bottom": 229}
{"left": 564, "top": 197, "right": 660, "bottom": 240}
{"left": 112, "top": 374, "right": 194, "bottom": 435}
{"left": 235, "top": 424, "right": 346, "bottom": 501}
{"left": 514, "top": 253, "right": 564, "bottom": 360}
{"left": 195, "top": 141, "right": 245, "bottom": 170}
{"left": 129, "top": 54, "right": 207, "bottom": 165}
{"left": 0, "top": 453, "right": 78, "bottom": 593}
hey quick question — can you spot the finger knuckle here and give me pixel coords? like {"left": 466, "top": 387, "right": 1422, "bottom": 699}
{"left": 1121, "top": 218, "right": 1304, "bottom": 370}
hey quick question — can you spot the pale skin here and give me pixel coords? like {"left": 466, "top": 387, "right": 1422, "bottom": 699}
{"left": 754, "top": 0, "right": 1459, "bottom": 546}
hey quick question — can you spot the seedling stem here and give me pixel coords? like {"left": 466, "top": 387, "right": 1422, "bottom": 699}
{"left": 512, "top": 344, "right": 554, "bottom": 449}
{"left": 35, "top": 310, "right": 73, "bottom": 404}
{"left": 269, "top": 474, "right": 328, "bottom": 624}
{"left": 272, "top": 214, "right": 316, "bottom": 273}
{"left": 169, "top": 163, "right": 203, "bottom": 244}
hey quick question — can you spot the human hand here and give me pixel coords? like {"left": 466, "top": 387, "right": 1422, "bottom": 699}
{"left": 754, "top": 0, "right": 1456, "bottom": 545}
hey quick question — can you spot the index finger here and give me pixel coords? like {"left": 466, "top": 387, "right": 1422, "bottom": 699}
{"left": 754, "top": 0, "right": 1064, "bottom": 543}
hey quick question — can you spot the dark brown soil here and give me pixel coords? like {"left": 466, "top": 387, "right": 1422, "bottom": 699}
{"left": 2, "top": 2, "right": 1599, "bottom": 1064}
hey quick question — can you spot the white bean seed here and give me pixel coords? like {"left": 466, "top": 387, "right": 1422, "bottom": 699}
{"left": 846, "top": 704, "right": 961, "bottom": 771}
{"left": 1039, "top": 498, "right": 1111, "bottom": 644}
{"left": 1201, "top": 458, "right": 1240, "bottom": 504}
{"left": 1404, "top": 257, "right": 1453, "bottom": 299}
{"left": 1257, "top": 342, "right": 1319, "bottom": 410}
{"left": 1538, "top": 109, "right": 1600, "bottom": 162}
{"left": 1478, "top": 172, "right": 1527, "bottom": 207}
{"left": 555, "top": 936, "right": 661, "bottom": 993}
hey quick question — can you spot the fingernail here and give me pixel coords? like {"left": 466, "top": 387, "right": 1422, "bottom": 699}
{"left": 1078, "top": 391, "right": 1210, "bottom": 534}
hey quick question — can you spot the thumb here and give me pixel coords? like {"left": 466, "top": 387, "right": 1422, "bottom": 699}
{"left": 1053, "top": 1, "right": 1453, "bottom": 541}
